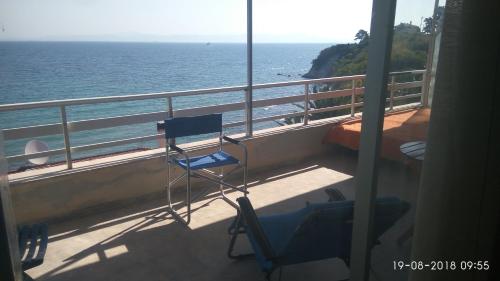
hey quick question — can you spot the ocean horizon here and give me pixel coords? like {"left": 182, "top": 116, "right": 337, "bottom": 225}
{"left": 0, "top": 41, "right": 330, "bottom": 169}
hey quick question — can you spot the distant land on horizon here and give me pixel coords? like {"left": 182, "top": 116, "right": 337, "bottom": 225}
{"left": 0, "top": 40, "right": 338, "bottom": 45}
{"left": 0, "top": 32, "right": 340, "bottom": 44}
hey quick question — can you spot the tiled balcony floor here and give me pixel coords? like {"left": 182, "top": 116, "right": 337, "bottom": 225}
{"left": 27, "top": 148, "right": 420, "bottom": 281}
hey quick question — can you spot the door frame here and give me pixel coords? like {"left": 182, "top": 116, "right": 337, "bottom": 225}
{"left": 349, "top": 0, "right": 398, "bottom": 280}
{"left": 0, "top": 131, "right": 23, "bottom": 281}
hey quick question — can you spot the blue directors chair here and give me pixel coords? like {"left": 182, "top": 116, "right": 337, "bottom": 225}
{"left": 162, "top": 114, "right": 248, "bottom": 225}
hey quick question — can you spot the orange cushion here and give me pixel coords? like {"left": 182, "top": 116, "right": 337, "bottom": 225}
{"left": 323, "top": 108, "right": 430, "bottom": 161}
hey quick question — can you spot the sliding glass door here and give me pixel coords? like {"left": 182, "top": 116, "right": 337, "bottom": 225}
{"left": 348, "top": 1, "right": 443, "bottom": 280}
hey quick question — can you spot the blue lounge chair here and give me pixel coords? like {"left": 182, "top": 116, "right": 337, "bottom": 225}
{"left": 162, "top": 114, "right": 248, "bottom": 225}
{"left": 228, "top": 196, "right": 409, "bottom": 280}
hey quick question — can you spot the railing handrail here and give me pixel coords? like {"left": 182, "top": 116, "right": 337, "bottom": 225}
{"left": 0, "top": 70, "right": 425, "bottom": 112}
{"left": 1, "top": 69, "right": 427, "bottom": 169}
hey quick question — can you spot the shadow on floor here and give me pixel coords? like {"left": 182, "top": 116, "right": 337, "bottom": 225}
{"left": 31, "top": 151, "right": 419, "bottom": 281}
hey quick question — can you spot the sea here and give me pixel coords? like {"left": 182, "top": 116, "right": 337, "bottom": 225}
{"left": 0, "top": 42, "right": 330, "bottom": 169}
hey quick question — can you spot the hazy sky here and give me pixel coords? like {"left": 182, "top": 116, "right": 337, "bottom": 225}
{"left": 0, "top": 0, "right": 440, "bottom": 43}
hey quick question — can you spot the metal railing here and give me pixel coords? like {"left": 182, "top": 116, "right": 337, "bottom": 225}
{"left": 0, "top": 70, "right": 426, "bottom": 169}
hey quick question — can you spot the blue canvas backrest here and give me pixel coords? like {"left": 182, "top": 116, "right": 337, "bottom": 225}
{"left": 164, "top": 114, "right": 223, "bottom": 139}
{"left": 282, "top": 201, "right": 355, "bottom": 262}
{"left": 372, "top": 197, "right": 410, "bottom": 239}
{"left": 281, "top": 197, "right": 409, "bottom": 263}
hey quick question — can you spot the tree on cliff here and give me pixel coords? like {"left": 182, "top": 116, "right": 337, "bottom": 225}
{"left": 289, "top": 22, "right": 430, "bottom": 125}
{"left": 423, "top": 6, "right": 445, "bottom": 34}
{"left": 354, "top": 29, "right": 369, "bottom": 43}
{"left": 423, "top": 17, "right": 434, "bottom": 34}
{"left": 304, "top": 22, "right": 429, "bottom": 79}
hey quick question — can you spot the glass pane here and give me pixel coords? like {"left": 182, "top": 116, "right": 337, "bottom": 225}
{"left": 252, "top": 0, "right": 359, "bottom": 132}
{"left": 368, "top": 1, "right": 446, "bottom": 280}
{"left": 0, "top": 0, "right": 247, "bottom": 171}
{"left": 250, "top": 0, "right": 373, "bottom": 279}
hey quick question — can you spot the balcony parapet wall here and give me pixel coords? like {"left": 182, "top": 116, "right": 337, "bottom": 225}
{"left": 10, "top": 118, "right": 339, "bottom": 224}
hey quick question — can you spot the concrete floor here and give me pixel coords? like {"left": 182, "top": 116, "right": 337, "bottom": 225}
{"left": 27, "top": 148, "right": 420, "bottom": 281}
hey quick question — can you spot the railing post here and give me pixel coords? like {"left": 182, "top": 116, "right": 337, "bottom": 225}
{"left": 390, "top": 75, "right": 395, "bottom": 110}
{"left": 167, "top": 97, "right": 173, "bottom": 118}
{"left": 167, "top": 97, "right": 175, "bottom": 146}
{"left": 421, "top": 0, "right": 438, "bottom": 108}
{"left": 351, "top": 79, "right": 356, "bottom": 117}
{"left": 245, "top": 0, "right": 253, "bottom": 137}
{"left": 60, "top": 105, "right": 72, "bottom": 169}
{"left": 304, "top": 83, "right": 310, "bottom": 125}
{"left": 421, "top": 72, "right": 428, "bottom": 106}
{"left": 245, "top": 89, "right": 253, "bottom": 137}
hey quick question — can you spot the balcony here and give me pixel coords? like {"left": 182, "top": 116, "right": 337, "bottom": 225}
{"left": 2, "top": 71, "right": 425, "bottom": 281}
{"left": 22, "top": 150, "right": 418, "bottom": 281}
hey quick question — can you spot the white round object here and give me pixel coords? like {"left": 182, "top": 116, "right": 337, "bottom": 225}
{"left": 25, "top": 140, "right": 49, "bottom": 165}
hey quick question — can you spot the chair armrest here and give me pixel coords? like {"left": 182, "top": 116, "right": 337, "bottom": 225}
{"left": 222, "top": 136, "right": 240, "bottom": 145}
{"left": 221, "top": 136, "right": 247, "bottom": 166}
{"left": 169, "top": 143, "right": 185, "bottom": 154}
{"left": 168, "top": 144, "right": 191, "bottom": 168}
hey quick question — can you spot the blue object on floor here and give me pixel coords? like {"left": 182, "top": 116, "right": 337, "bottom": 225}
{"left": 18, "top": 223, "right": 49, "bottom": 280}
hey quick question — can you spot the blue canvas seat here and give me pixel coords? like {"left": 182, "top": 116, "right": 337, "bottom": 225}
{"left": 173, "top": 151, "right": 239, "bottom": 170}
{"left": 162, "top": 113, "right": 248, "bottom": 225}
{"left": 228, "top": 196, "right": 409, "bottom": 280}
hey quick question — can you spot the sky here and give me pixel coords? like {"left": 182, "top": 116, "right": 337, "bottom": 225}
{"left": 0, "top": 0, "right": 440, "bottom": 43}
